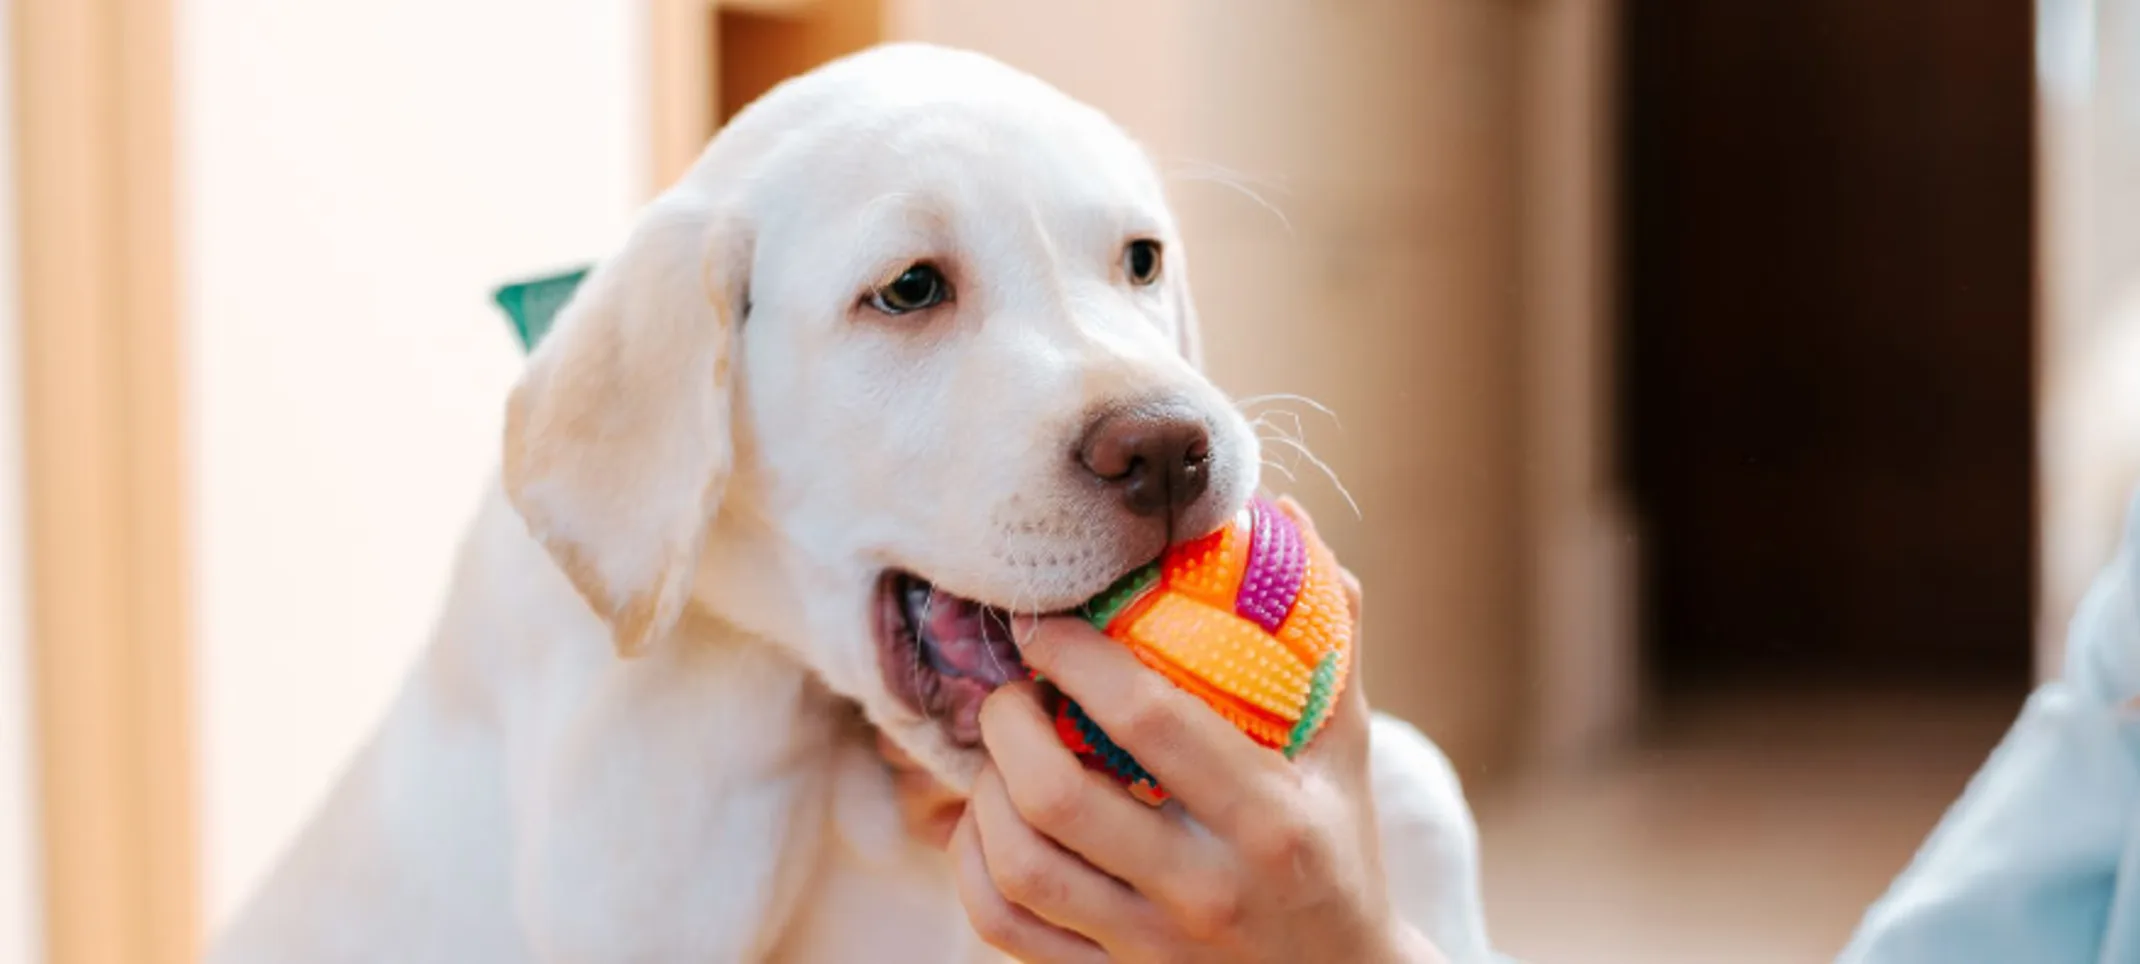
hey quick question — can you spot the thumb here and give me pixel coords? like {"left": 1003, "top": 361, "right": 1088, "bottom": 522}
{"left": 1316, "top": 564, "right": 1372, "bottom": 757}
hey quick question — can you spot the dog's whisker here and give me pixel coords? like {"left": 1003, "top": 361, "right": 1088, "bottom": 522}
{"left": 1166, "top": 158, "right": 1294, "bottom": 196}
{"left": 980, "top": 587, "right": 1015, "bottom": 683}
{"left": 1236, "top": 393, "right": 1341, "bottom": 428}
{"left": 1263, "top": 435, "right": 1362, "bottom": 519}
{"left": 1259, "top": 458, "right": 1299, "bottom": 483}
{"left": 1247, "top": 402, "right": 1339, "bottom": 483}
{"left": 1013, "top": 563, "right": 1057, "bottom": 658}
{"left": 1251, "top": 410, "right": 1326, "bottom": 469}
{"left": 1251, "top": 408, "right": 1332, "bottom": 486}
{"left": 911, "top": 661, "right": 935, "bottom": 721}
{"left": 1167, "top": 160, "right": 1296, "bottom": 238}
{"left": 911, "top": 585, "right": 943, "bottom": 724}
{"left": 1248, "top": 404, "right": 1312, "bottom": 433}
{"left": 1013, "top": 574, "right": 1041, "bottom": 658}
{"left": 1250, "top": 412, "right": 1309, "bottom": 449}
{"left": 1251, "top": 418, "right": 1313, "bottom": 475}
{"left": 1282, "top": 415, "right": 1312, "bottom": 472}
{"left": 911, "top": 659, "right": 938, "bottom": 725}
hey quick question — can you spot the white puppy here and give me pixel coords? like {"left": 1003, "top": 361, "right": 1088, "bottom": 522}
{"left": 209, "top": 43, "right": 1493, "bottom": 963}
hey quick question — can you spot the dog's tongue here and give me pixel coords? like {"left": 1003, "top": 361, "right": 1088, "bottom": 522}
{"left": 913, "top": 591, "right": 1025, "bottom": 686}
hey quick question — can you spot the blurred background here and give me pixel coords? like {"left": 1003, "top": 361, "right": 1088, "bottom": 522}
{"left": 2, "top": 1, "right": 2137, "bottom": 962}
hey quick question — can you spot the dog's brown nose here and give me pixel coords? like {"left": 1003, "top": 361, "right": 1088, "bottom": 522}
{"left": 1079, "top": 407, "right": 1213, "bottom": 520}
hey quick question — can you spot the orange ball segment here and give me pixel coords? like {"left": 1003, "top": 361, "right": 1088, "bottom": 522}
{"left": 1057, "top": 497, "right": 1354, "bottom": 801}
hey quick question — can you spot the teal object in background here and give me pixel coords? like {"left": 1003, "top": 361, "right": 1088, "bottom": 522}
{"left": 493, "top": 266, "right": 591, "bottom": 352}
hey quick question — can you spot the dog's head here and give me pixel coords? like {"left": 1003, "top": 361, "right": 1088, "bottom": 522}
{"left": 502, "top": 44, "right": 1260, "bottom": 786}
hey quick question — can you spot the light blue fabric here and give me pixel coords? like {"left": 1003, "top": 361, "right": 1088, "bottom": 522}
{"left": 1839, "top": 487, "right": 2140, "bottom": 964}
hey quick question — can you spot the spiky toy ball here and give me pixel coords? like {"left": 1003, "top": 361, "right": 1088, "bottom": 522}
{"left": 1057, "top": 496, "right": 1353, "bottom": 804}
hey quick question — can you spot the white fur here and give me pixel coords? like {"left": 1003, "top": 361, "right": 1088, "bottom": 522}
{"left": 208, "top": 44, "right": 1494, "bottom": 963}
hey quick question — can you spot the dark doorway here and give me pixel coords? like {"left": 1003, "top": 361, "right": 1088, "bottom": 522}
{"left": 1618, "top": 1, "right": 2036, "bottom": 690}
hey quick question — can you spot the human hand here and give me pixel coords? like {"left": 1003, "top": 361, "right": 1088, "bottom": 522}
{"left": 939, "top": 498, "right": 1446, "bottom": 964}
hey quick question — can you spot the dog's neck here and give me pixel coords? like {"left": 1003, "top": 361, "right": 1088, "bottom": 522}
{"left": 444, "top": 479, "right": 841, "bottom": 754}
{"left": 689, "top": 494, "right": 820, "bottom": 658}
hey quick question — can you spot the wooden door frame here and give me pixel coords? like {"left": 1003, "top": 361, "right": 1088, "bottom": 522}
{"left": 649, "top": 0, "right": 715, "bottom": 194}
{"left": 1518, "top": 0, "right": 1637, "bottom": 768}
{"left": 13, "top": 0, "right": 195, "bottom": 961}
{"left": 645, "top": 0, "right": 888, "bottom": 196}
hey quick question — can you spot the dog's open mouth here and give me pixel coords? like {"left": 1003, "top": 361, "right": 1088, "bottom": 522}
{"left": 874, "top": 572, "right": 1036, "bottom": 747}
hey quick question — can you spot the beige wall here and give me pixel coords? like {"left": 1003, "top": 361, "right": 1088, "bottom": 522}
{"left": 0, "top": 0, "right": 42, "bottom": 955}
{"left": 892, "top": 0, "right": 1543, "bottom": 774}
{"left": 180, "top": 0, "right": 648, "bottom": 927}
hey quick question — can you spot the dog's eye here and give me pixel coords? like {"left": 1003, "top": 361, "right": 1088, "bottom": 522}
{"left": 1124, "top": 239, "right": 1163, "bottom": 286}
{"left": 870, "top": 264, "right": 950, "bottom": 315}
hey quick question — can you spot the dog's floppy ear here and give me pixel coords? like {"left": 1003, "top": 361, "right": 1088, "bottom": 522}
{"left": 1176, "top": 300, "right": 1204, "bottom": 368}
{"left": 1174, "top": 254, "right": 1205, "bottom": 368}
{"left": 502, "top": 196, "right": 748, "bottom": 657}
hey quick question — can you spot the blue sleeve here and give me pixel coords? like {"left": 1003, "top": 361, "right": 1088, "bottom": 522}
{"left": 1839, "top": 489, "right": 2140, "bottom": 964}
